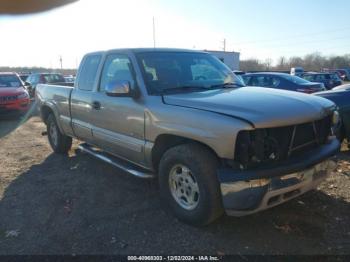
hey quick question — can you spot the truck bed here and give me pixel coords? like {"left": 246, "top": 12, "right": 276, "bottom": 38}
{"left": 36, "top": 83, "right": 74, "bottom": 134}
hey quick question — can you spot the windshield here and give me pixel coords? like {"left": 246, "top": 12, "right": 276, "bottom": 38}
{"left": 0, "top": 75, "right": 22, "bottom": 88}
{"left": 281, "top": 74, "right": 310, "bottom": 84}
{"left": 136, "top": 52, "right": 244, "bottom": 94}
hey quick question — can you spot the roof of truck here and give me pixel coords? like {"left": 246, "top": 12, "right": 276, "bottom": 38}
{"left": 85, "top": 48, "right": 207, "bottom": 56}
{"left": 244, "top": 72, "right": 290, "bottom": 76}
{"left": 113, "top": 48, "right": 205, "bottom": 53}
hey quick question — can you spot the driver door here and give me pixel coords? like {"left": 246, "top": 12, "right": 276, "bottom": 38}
{"left": 89, "top": 53, "right": 146, "bottom": 165}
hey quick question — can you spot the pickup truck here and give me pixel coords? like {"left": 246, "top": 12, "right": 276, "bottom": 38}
{"left": 36, "top": 48, "right": 340, "bottom": 225}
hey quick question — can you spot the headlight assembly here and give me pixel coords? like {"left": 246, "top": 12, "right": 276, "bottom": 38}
{"left": 17, "top": 92, "right": 29, "bottom": 99}
{"left": 332, "top": 110, "right": 340, "bottom": 126}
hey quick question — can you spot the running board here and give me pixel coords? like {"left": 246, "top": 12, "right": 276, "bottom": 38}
{"left": 77, "top": 143, "right": 155, "bottom": 179}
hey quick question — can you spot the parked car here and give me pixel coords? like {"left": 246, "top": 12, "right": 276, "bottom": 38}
{"left": 290, "top": 67, "right": 304, "bottom": 76}
{"left": 336, "top": 69, "right": 350, "bottom": 81}
{"left": 0, "top": 72, "right": 30, "bottom": 116}
{"left": 64, "top": 75, "right": 75, "bottom": 83}
{"left": 323, "top": 69, "right": 350, "bottom": 81}
{"left": 332, "top": 83, "right": 350, "bottom": 91}
{"left": 36, "top": 48, "right": 339, "bottom": 225}
{"left": 242, "top": 72, "right": 326, "bottom": 93}
{"left": 301, "top": 72, "right": 342, "bottom": 90}
{"left": 232, "top": 70, "right": 245, "bottom": 84}
{"left": 344, "top": 69, "right": 350, "bottom": 80}
{"left": 315, "top": 88, "right": 350, "bottom": 147}
{"left": 25, "top": 73, "right": 66, "bottom": 97}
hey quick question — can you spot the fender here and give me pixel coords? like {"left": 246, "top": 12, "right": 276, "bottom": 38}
{"left": 40, "top": 101, "right": 66, "bottom": 135}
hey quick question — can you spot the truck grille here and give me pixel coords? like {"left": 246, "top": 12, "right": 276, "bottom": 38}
{"left": 0, "top": 95, "right": 18, "bottom": 103}
{"left": 235, "top": 115, "right": 332, "bottom": 169}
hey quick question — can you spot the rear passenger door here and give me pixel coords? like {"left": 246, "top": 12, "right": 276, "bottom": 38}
{"left": 70, "top": 54, "right": 102, "bottom": 143}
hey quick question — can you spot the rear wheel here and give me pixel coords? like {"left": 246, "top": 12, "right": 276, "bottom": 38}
{"left": 47, "top": 114, "right": 72, "bottom": 154}
{"left": 159, "top": 143, "right": 223, "bottom": 226}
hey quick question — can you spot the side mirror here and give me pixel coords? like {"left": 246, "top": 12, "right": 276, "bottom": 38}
{"left": 105, "top": 80, "right": 138, "bottom": 98}
{"left": 24, "top": 82, "right": 32, "bottom": 91}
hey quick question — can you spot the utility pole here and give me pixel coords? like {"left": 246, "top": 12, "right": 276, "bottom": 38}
{"left": 152, "top": 16, "right": 156, "bottom": 48}
{"left": 222, "top": 38, "right": 226, "bottom": 51}
{"left": 59, "top": 55, "right": 63, "bottom": 69}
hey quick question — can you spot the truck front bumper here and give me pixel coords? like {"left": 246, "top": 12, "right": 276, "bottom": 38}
{"left": 217, "top": 137, "right": 340, "bottom": 216}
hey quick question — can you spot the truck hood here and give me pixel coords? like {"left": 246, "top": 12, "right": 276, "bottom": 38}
{"left": 162, "top": 87, "right": 335, "bottom": 128}
{"left": 0, "top": 87, "right": 25, "bottom": 96}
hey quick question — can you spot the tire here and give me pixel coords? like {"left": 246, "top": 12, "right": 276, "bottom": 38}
{"left": 159, "top": 143, "right": 224, "bottom": 226}
{"left": 47, "top": 114, "right": 72, "bottom": 154}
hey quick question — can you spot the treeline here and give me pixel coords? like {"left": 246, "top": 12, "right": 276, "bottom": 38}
{"left": 0, "top": 66, "right": 77, "bottom": 75}
{"left": 240, "top": 53, "right": 350, "bottom": 72}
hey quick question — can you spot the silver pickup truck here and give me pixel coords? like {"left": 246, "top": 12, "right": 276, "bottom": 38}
{"left": 36, "top": 48, "right": 340, "bottom": 225}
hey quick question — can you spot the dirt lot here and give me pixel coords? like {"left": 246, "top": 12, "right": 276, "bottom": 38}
{"left": 0, "top": 116, "right": 349, "bottom": 255}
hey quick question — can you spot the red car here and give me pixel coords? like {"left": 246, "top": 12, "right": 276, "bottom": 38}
{"left": 0, "top": 72, "right": 30, "bottom": 116}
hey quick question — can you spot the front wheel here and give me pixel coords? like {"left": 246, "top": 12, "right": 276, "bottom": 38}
{"left": 159, "top": 143, "right": 223, "bottom": 226}
{"left": 47, "top": 114, "right": 72, "bottom": 154}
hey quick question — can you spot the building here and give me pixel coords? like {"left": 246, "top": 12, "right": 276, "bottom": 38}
{"left": 204, "top": 50, "right": 240, "bottom": 70}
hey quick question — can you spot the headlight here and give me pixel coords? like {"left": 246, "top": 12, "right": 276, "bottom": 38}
{"left": 17, "top": 92, "right": 29, "bottom": 99}
{"left": 332, "top": 110, "right": 340, "bottom": 126}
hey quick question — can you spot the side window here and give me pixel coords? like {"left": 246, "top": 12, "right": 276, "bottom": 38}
{"left": 315, "top": 75, "right": 326, "bottom": 82}
{"left": 26, "top": 75, "right": 32, "bottom": 83}
{"left": 249, "top": 76, "right": 258, "bottom": 86}
{"left": 263, "top": 76, "right": 273, "bottom": 87}
{"left": 271, "top": 77, "right": 281, "bottom": 88}
{"left": 331, "top": 74, "right": 340, "bottom": 81}
{"left": 251, "top": 76, "right": 269, "bottom": 87}
{"left": 32, "top": 75, "right": 39, "bottom": 84}
{"left": 242, "top": 76, "right": 251, "bottom": 85}
{"left": 303, "top": 75, "right": 314, "bottom": 81}
{"left": 99, "top": 54, "right": 136, "bottom": 92}
{"left": 38, "top": 75, "right": 45, "bottom": 84}
{"left": 77, "top": 54, "right": 102, "bottom": 91}
{"left": 28, "top": 75, "right": 36, "bottom": 84}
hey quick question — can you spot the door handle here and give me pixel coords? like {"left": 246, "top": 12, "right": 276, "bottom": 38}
{"left": 92, "top": 101, "right": 101, "bottom": 110}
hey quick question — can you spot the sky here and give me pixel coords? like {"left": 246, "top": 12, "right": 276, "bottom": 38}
{"left": 0, "top": 0, "right": 349, "bottom": 68}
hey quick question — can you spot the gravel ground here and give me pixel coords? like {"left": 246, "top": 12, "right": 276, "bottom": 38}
{"left": 0, "top": 116, "right": 349, "bottom": 255}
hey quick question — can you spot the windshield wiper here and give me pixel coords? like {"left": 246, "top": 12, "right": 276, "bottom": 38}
{"left": 210, "top": 82, "right": 245, "bottom": 89}
{"left": 160, "top": 85, "right": 212, "bottom": 95}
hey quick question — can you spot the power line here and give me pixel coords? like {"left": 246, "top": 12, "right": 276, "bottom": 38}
{"left": 280, "top": 43, "right": 350, "bottom": 55}
{"left": 260, "top": 35, "right": 350, "bottom": 49}
{"left": 59, "top": 55, "right": 62, "bottom": 69}
{"left": 232, "top": 26, "right": 350, "bottom": 45}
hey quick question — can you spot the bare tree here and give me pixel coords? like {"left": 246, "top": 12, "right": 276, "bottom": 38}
{"left": 264, "top": 58, "right": 273, "bottom": 70}
{"left": 240, "top": 53, "right": 350, "bottom": 72}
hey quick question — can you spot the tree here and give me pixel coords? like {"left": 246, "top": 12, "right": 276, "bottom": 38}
{"left": 240, "top": 53, "right": 350, "bottom": 72}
